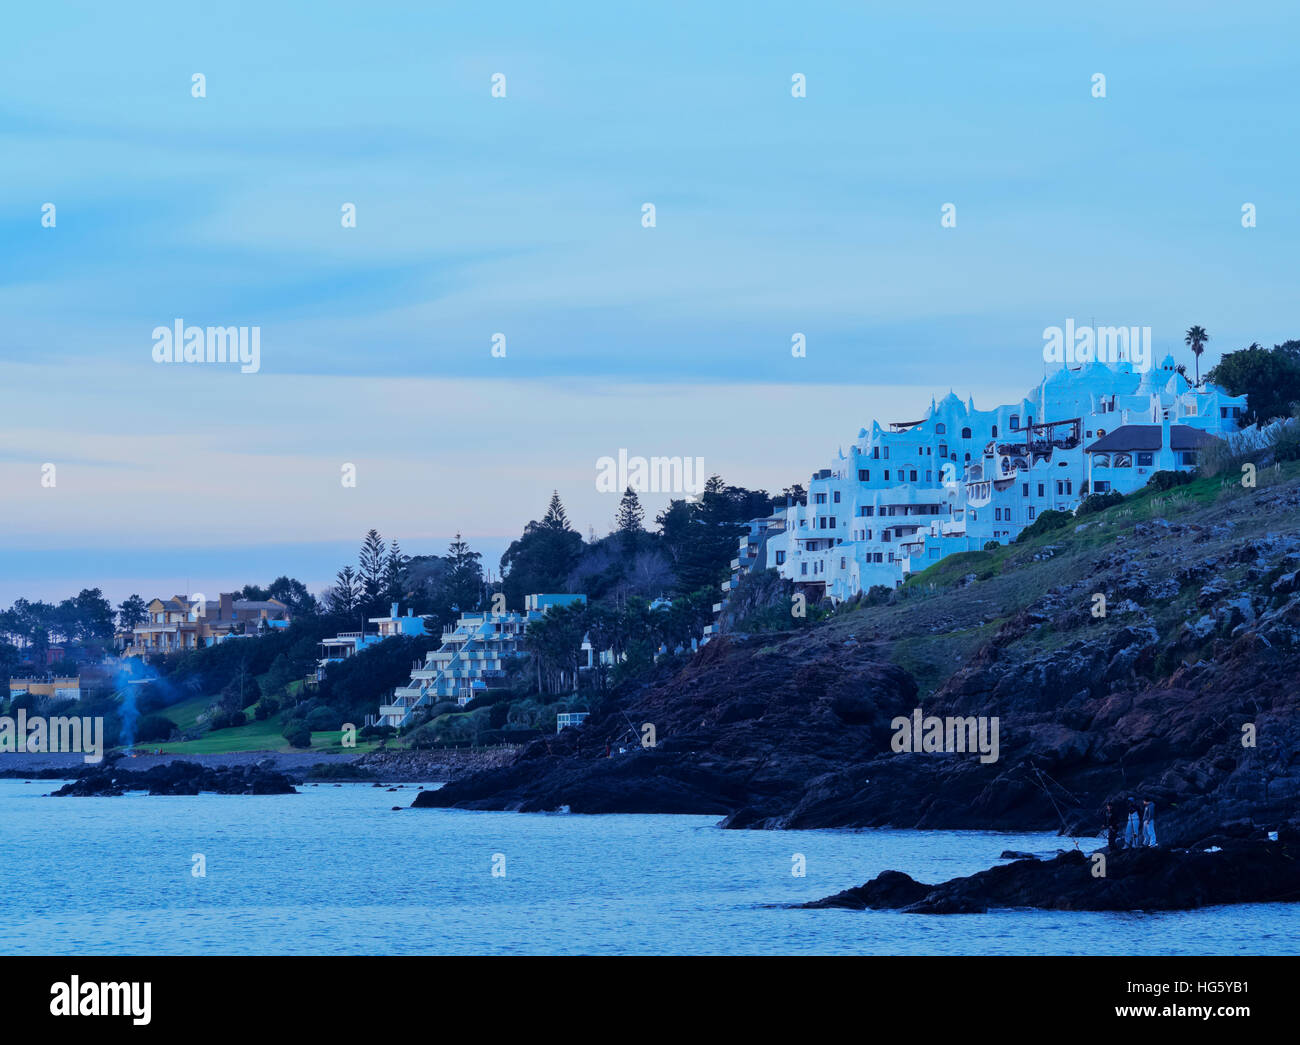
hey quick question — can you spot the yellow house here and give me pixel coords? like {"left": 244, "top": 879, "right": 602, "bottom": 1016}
{"left": 122, "top": 593, "right": 290, "bottom": 657}
{"left": 10, "top": 676, "right": 82, "bottom": 701}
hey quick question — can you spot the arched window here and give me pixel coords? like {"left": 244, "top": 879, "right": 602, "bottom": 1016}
{"left": 1114, "top": 453, "right": 1132, "bottom": 468}
{"left": 964, "top": 452, "right": 971, "bottom": 462}
{"left": 935, "top": 423, "right": 946, "bottom": 435}
{"left": 1094, "top": 454, "right": 1110, "bottom": 469}
{"left": 961, "top": 427, "right": 972, "bottom": 439}
{"left": 991, "top": 425, "right": 998, "bottom": 438}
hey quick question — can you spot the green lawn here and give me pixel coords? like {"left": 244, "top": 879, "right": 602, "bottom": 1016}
{"left": 158, "top": 695, "right": 211, "bottom": 732}
{"left": 138, "top": 708, "right": 378, "bottom": 756}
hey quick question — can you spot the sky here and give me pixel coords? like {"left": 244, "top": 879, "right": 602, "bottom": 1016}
{"left": 1, "top": 1, "right": 1296, "bottom": 604}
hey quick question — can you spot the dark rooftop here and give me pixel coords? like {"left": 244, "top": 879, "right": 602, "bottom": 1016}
{"left": 1085, "top": 424, "right": 1221, "bottom": 453}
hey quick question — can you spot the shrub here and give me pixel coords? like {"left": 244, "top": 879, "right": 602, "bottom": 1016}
{"left": 1146, "top": 470, "right": 1194, "bottom": 492}
{"left": 982, "top": 540, "right": 1001, "bottom": 551}
{"left": 253, "top": 697, "right": 280, "bottom": 721}
{"left": 282, "top": 721, "right": 312, "bottom": 748}
{"left": 862, "top": 584, "right": 893, "bottom": 607}
{"left": 209, "top": 709, "right": 247, "bottom": 730}
{"left": 359, "top": 723, "right": 395, "bottom": 740}
{"left": 135, "top": 714, "right": 177, "bottom": 744}
{"left": 305, "top": 705, "right": 343, "bottom": 732}
{"left": 1015, "top": 509, "right": 1072, "bottom": 543}
{"left": 1075, "top": 490, "right": 1124, "bottom": 517}
{"left": 1274, "top": 427, "right": 1300, "bottom": 462}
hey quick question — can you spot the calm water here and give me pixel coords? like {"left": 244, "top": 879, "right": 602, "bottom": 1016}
{"left": 0, "top": 779, "right": 1295, "bottom": 955}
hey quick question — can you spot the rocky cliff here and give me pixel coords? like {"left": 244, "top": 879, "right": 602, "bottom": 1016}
{"left": 416, "top": 471, "right": 1300, "bottom": 848}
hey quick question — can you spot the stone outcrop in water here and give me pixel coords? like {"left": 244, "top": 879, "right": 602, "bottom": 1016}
{"left": 50, "top": 759, "right": 296, "bottom": 796}
{"left": 802, "top": 827, "right": 1300, "bottom": 913}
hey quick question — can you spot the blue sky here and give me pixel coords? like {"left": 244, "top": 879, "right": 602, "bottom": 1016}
{"left": 2, "top": 1, "right": 1296, "bottom": 603}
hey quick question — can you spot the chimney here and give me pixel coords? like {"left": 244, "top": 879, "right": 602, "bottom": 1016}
{"left": 219, "top": 593, "right": 234, "bottom": 621}
{"left": 390, "top": 602, "right": 399, "bottom": 619}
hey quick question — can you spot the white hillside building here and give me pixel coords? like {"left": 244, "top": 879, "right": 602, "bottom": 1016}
{"left": 776, "top": 356, "right": 1246, "bottom": 602}
{"left": 377, "top": 594, "right": 587, "bottom": 729}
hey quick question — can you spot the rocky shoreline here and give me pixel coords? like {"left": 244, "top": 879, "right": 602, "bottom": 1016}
{"left": 0, "top": 744, "right": 518, "bottom": 785}
{"left": 412, "top": 484, "right": 1300, "bottom": 860}
{"left": 801, "top": 827, "right": 1300, "bottom": 913}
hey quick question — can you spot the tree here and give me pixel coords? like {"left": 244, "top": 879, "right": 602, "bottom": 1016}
{"left": 383, "top": 541, "right": 408, "bottom": 602}
{"left": 654, "top": 499, "right": 693, "bottom": 565}
{"left": 445, "top": 533, "right": 483, "bottom": 611}
{"left": 1207, "top": 340, "right": 1300, "bottom": 426}
{"left": 523, "top": 603, "right": 586, "bottom": 696}
{"left": 117, "top": 594, "right": 148, "bottom": 631}
{"left": 327, "top": 566, "right": 362, "bottom": 614}
{"left": 616, "top": 486, "right": 645, "bottom": 552}
{"left": 1184, "top": 325, "right": 1209, "bottom": 385}
{"left": 358, "top": 529, "right": 387, "bottom": 609}
{"left": 72, "top": 588, "right": 115, "bottom": 643}
{"left": 672, "top": 475, "right": 749, "bottom": 593}
{"left": 265, "top": 576, "right": 318, "bottom": 616}
{"left": 500, "top": 494, "right": 584, "bottom": 606}
{"left": 781, "top": 483, "right": 807, "bottom": 507}
{"left": 542, "top": 491, "right": 570, "bottom": 531}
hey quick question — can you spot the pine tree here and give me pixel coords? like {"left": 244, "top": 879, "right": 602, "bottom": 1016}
{"left": 328, "top": 566, "right": 361, "bottom": 614}
{"left": 616, "top": 486, "right": 645, "bottom": 551}
{"left": 384, "top": 539, "right": 408, "bottom": 601}
{"left": 446, "top": 532, "right": 483, "bottom": 611}
{"left": 542, "top": 491, "right": 571, "bottom": 531}
{"left": 358, "top": 529, "right": 387, "bottom": 605}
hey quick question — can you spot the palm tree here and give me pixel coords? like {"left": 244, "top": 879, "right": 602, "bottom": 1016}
{"left": 1184, "top": 326, "right": 1209, "bottom": 385}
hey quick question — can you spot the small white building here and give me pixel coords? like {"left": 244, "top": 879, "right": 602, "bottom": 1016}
{"left": 315, "top": 603, "right": 427, "bottom": 683}
{"left": 556, "top": 711, "right": 589, "bottom": 733}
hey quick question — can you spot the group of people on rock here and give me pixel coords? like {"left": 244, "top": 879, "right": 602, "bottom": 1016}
{"left": 1105, "top": 797, "right": 1157, "bottom": 849}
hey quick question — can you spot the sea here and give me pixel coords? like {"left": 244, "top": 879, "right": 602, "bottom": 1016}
{"left": 1, "top": 779, "right": 1295, "bottom": 955}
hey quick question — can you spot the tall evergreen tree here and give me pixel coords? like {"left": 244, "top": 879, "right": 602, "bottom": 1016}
{"left": 542, "top": 491, "right": 571, "bottom": 531}
{"left": 446, "top": 533, "right": 484, "bottom": 611}
{"left": 384, "top": 539, "right": 408, "bottom": 601}
{"left": 500, "top": 494, "right": 584, "bottom": 605}
{"left": 358, "top": 529, "right": 387, "bottom": 607}
{"left": 616, "top": 486, "right": 645, "bottom": 552}
{"left": 328, "top": 566, "right": 362, "bottom": 614}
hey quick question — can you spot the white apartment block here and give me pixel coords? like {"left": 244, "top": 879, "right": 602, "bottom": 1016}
{"left": 377, "top": 594, "right": 587, "bottom": 729}
{"left": 776, "top": 357, "right": 1246, "bottom": 602}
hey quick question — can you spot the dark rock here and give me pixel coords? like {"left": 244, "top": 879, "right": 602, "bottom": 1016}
{"left": 50, "top": 760, "right": 296, "bottom": 797}
{"left": 804, "top": 837, "right": 1300, "bottom": 914}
